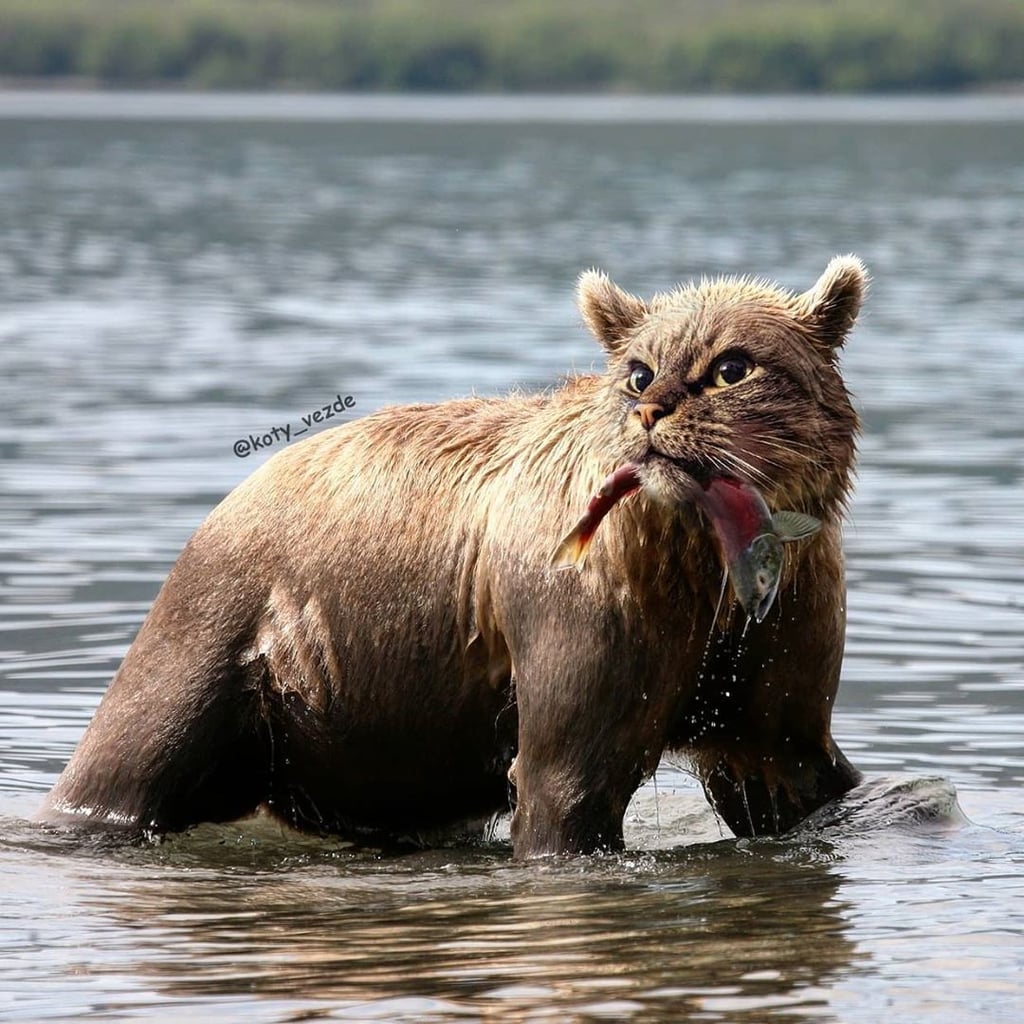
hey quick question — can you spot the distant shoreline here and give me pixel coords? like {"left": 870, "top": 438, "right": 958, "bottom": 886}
{"left": 2, "top": 90, "right": 1024, "bottom": 125}
{"left": 2, "top": 0, "right": 1023, "bottom": 95}
{"left": 2, "top": 77, "right": 1023, "bottom": 96}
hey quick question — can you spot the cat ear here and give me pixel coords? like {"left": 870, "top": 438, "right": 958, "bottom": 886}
{"left": 797, "top": 255, "right": 868, "bottom": 349}
{"left": 577, "top": 269, "right": 648, "bottom": 354}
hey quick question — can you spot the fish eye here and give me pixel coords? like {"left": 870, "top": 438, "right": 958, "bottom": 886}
{"left": 626, "top": 363, "right": 655, "bottom": 395}
{"left": 711, "top": 354, "right": 753, "bottom": 388}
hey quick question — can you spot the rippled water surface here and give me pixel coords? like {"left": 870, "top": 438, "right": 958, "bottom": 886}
{"left": 1, "top": 94, "right": 1023, "bottom": 1022}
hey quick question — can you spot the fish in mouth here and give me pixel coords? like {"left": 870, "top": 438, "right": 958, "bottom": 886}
{"left": 551, "top": 461, "right": 821, "bottom": 622}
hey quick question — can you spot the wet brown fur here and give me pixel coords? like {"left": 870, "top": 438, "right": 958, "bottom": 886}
{"left": 40, "top": 257, "right": 867, "bottom": 856}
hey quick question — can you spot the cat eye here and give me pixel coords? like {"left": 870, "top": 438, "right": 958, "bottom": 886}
{"left": 711, "top": 354, "right": 753, "bottom": 388}
{"left": 626, "top": 363, "right": 655, "bottom": 395}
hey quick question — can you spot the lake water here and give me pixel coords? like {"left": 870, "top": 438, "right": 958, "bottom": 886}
{"left": 1, "top": 92, "right": 1023, "bottom": 1022}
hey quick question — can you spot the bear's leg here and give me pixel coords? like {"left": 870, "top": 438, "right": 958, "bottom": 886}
{"left": 507, "top": 665, "right": 653, "bottom": 857}
{"left": 508, "top": 751, "right": 635, "bottom": 857}
{"left": 39, "top": 629, "right": 269, "bottom": 834}
{"left": 39, "top": 536, "right": 270, "bottom": 834}
{"left": 685, "top": 583, "right": 862, "bottom": 838}
{"left": 695, "top": 738, "right": 861, "bottom": 838}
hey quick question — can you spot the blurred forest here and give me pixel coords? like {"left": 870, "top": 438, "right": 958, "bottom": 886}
{"left": 1, "top": 0, "right": 1022, "bottom": 92}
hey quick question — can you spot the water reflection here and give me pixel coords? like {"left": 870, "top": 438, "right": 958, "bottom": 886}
{"left": 5, "top": 777, "right": 980, "bottom": 1022}
{"left": 73, "top": 838, "right": 859, "bottom": 1022}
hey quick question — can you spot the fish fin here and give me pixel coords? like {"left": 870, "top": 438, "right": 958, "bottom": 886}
{"left": 771, "top": 510, "right": 822, "bottom": 542}
{"left": 550, "top": 524, "right": 593, "bottom": 571}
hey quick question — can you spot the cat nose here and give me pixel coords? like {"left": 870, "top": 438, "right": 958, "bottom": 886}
{"left": 635, "top": 401, "right": 671, "bottom": 431}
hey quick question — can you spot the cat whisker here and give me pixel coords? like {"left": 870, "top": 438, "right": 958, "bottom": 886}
{"left": 738, "top": 435, "right": 830, "bottom": 478}
{"left": 745, "top": 434, "right": 829, "bottom": 468}
{"left": 695, "top": 438, "right": 774, "bottom": 487}
{"left": 716, "top": 450, "right": 774, "bottom": 487}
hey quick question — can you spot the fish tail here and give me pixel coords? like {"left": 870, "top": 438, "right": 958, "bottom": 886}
{"left": 550, "top": 524, "right": 594, "bottom": 571}
{"left": 771, "top": 510, "right": 822, "bottom": 542}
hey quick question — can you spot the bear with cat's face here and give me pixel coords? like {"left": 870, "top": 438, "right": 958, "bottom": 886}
{"left": 41, "top": 256, "right": 866, "bottom": 857}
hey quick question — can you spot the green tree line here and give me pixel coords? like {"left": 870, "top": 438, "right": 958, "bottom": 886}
{"left": 1, "top": 0, "right": 1022, "bottom": 92}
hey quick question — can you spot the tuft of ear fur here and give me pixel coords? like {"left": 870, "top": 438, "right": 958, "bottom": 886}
{"left": 577, "top": 269, "right": 648, "bottom": 354}
{"left": 797, "top": 255, "right": 869, "bottom": 349}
